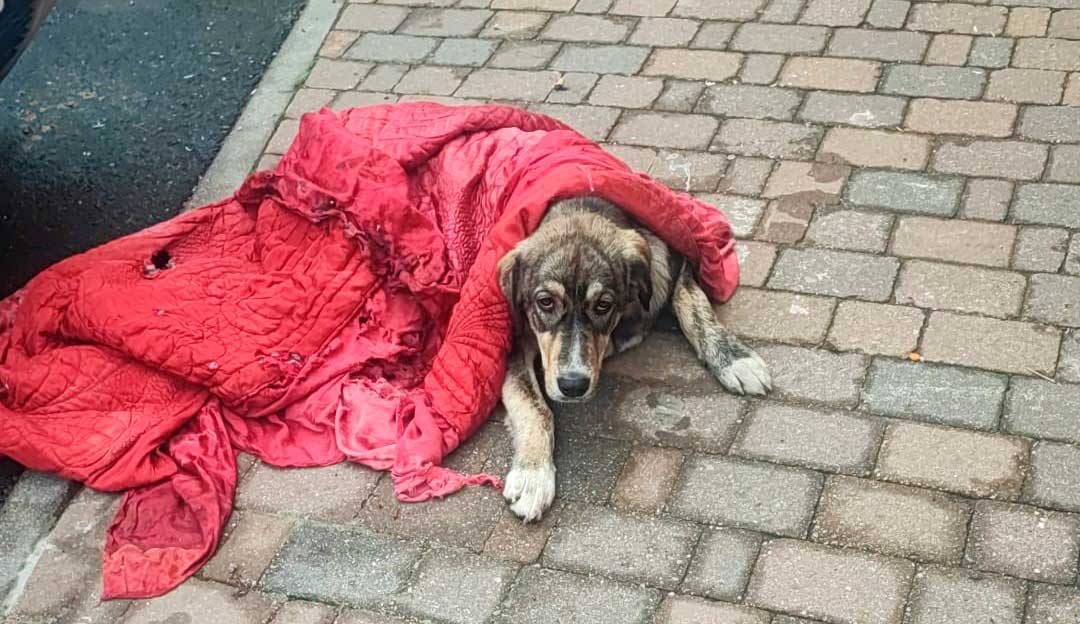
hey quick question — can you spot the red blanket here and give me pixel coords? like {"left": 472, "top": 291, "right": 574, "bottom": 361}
{"left": 0, "top": 103, "right": 738, "bottom": 598}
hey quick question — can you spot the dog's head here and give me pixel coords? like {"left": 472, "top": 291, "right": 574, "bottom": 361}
{"left": 498, "top": 214, "right": 652, "bottom": 402}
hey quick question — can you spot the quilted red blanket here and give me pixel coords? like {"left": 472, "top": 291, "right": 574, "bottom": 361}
{"left": 0, "top": 103, "right": 738, "bottom": 598}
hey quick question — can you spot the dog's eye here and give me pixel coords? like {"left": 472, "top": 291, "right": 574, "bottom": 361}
{"left": 595, "top": 300, "right": 613, "bottom": 315}
{"left": 536, "top": 295, "right": 556, "bottom": 311}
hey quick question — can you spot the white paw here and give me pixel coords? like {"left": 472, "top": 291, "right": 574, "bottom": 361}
{"left": 503, "top": 463, "right": 556, "bottom": 523}
{"left": 717, "top": 351, "right": 772, "bottom": 396}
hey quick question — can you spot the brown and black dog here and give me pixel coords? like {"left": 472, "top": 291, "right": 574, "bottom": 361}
{"left": 497, "top": 196, "right": 771, "bottom": 521}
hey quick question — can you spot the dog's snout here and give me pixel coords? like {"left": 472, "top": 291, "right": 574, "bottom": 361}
{"left": 556, "top": 374, "right": 591, "bottom": 398}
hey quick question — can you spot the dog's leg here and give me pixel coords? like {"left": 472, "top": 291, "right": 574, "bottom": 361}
{"left": 672, "top": 261, "right": 772, "bottom": 396}
{"left": 501, "top": 345, "right": 557, "bottom": 522}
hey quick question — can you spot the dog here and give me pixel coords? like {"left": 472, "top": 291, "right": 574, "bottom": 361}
{"left": 497, "top": 195, "right": 772, "bottom": 521}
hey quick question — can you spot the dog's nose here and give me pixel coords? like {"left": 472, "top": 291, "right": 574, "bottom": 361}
{"left": 557, "top": 374, "right": 591, "bottom": 398}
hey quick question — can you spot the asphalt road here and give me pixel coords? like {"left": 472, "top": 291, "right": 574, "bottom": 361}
{"left": 0, "top": 0, "right": 305, "bottom": 500}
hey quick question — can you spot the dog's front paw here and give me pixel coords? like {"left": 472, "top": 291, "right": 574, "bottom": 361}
{"left": 716, "top": 351, "right": 772, "bottom": 396}
{"left": 503, "top": 462, "right": 556, "bottom": 523}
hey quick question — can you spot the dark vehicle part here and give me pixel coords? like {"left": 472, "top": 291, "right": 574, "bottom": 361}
{"left": 0, "top": 0, "right": 56, "bottom": 81}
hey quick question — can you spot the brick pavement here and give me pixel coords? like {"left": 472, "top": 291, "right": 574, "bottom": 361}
{"left": 6, "top": 0, "right": 1080, "bottom": 622}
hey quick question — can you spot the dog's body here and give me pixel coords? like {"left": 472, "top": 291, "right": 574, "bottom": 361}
{"left": 498, "top": 196, "right": 771, "bottom": 521}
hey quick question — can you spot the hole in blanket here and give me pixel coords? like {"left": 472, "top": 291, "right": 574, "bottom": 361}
{"left": 151, "top": 250, "right": 172, "bottom": 270}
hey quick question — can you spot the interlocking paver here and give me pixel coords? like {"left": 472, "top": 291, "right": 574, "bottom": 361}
{"left": 1026, "top": 585, "right": 1080, "bottom": 624}
{"left": 672, "top": 0, "right": 766, "bottom": 21}
{"left": 391, "top": 549, "right": 516, "bottom": 624}
{"left": 696, "top": 85, "right": 801, "bottom": 120}
{"left": 690, "top": 22, "right": 737, "bottom": 48}
{"left": 827, "top": 28, "right": 929, "bottom": 61}
{"left": 804, "top": 209, "right": 894, "bottom": 253}
{"left": 863, "top": 359, "right": 1007, "bottom": 430}
{"left": 755, "top": 344, "right": 867, "bottom": 407}
{"left": 970, "top": 37, "right": 1015, "bottom": 69}
{"left": 820, "top": 127, "right": 929, "bottom": 170}
{"left": 1048, "top": 145, "right": 1080, "bottom": 183}
{"left": 780, "top": 57, "right": 882, "bottom": 92}
{"left": 894, "top": 260, "right": 1026, "bottom": 318}
{"left": 493, "top": 566, "right": 659, "bottom": 624}
{"left": 827, "top": 301, "right": 922, "bottom": 355}
{"left": 880, "top": 64, "right": 986, "bottom": 99}
{"left": 867, "top": 0, "right": 910, "bottom": 29}
{"left": 714, "top": 119, "right": 824, "bottom": 159}
{"left": 925, "top": 34, "right": 972, "bottom": 66}
{"left": 906, "top": 566, "right": 1026, "bottom": 624}
{"left": 611, "top": 112, "right": 717, "bottom": 149}
{"left": 844, "top": 170, "right": 962, "bottom": 216}
{"left": 812, "top": 476, "right": 971, "bottom": 563}
{"left": 800, "top": 0, "right": 871, "bottom": 26}
{"left": 642, "top": 49, "right": 742, "bottom": 81}
{"left": 656, "top": 596, "right": 770, "bottom": 624}
{"left": 629, "top": 17, "right": 699, "bottom": 46}
{"left": 1013, "top": 183, "right": 1080, "bottom": 228}
{"left": 681, "top": 528, "right": 763, "bottom": 601}
{"left": 1025, "top": 274, "right": 1080, "bottom": 328}
{"left": 904, "top": 99, "right": 1017, "bottom": 137}
{"left": 551, "top": 44, "right": 650, "bottom": 74}
{"left": 1008, "top": 7, "right": 1050, "bottom": 38}
{"left": 733, "top": 403, "right": 882, "bottom": 475}
{"left": 921, "top": 311, "right": 1060, "bottom": 376}
{"left": 961, "top": 178, "right": 1012, "bottom": 222}
{"left": 768, "top": 247, "right": 900, "bottom": 301}
{"left": 747, "top": 539, "right": 914, "bottom": 624}
{"left": 489, "top": 41, "right": 560, "bottom": 69}
{"left": 1023, "top": 441, "right": 1080, "bottom": 513}
{"left": 891, "top": 216, "right": 1015, "bottom": 267}
{"left": 730, "top": 23, "right": 830, "bottom": 53}
{"left": 718, "top": 288, "right": 837, "bottom": 344}
{"left": 908, "top": 4, "right": 1007, "bottom": 35}
{"left": 1013, "top": 38, "right": 1080, "bottom": 71}
{"left": 798, "top": 93, "right": 905, "bottom": 128}
{"left": 236, "top": 462, "right": 379, "bottom": 521}
{"left": 611, "top": 446, "right": 684, "bottom": 512}
{"left": 1005, "top": 377, "right": 1080, "bottom": 443}
{"left": 967, "top": 501, "right": 1080, "bottom": 584}
{"left": 986, "top": 68, "right": 1065, "bottom": 104}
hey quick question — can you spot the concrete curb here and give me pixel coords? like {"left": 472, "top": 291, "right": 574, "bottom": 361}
{"left": 184, "top": 0, "right": 343, "bottom": 210}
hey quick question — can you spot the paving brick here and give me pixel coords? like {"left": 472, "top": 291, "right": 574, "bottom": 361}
{"left": 908, "top": 3, "right": 1007, "bottom": 34}
{"left": 769, "top": 247, "right": 900, "bottom": 301}
{"left": 656, "top": 595, "right": 770, "bottom": 624}
{"left": 1002, "top": 371, "right": 1080, "bottom": 440}
{"left": 987, "top": 68, "right": 1067, "bottom": 105}
{"left": 714, "top": 119, "right": 823, "bottom": 160}
{"left": 629, "top": 17, "right": 699, "bottom": 46}
{"left": 690, "top": 21, "right": 737, "bottom": 48}
{"left": 698, "top": 194, "right": 766, "bottom": 236}
{"left": 845, "top": 170, "right": 962, "bottom": 216}
{"left": 272, "top": 600, "right": 336, "bottom": 624}
{"left": 1013, "top": 183, "right": 1080, "bottom": 228}
{"left": 961, "top": 178, "right": 1012, "bottom": 221}
{"left": 763, "top": 160, "right": 847, "bottom": 199}
{"left": 800, "top": 0, "right": 871, "bottom": 25}
{"left": 828, "top": 28, "right": 929, "bottom": 61}
{"left": 542, "top": 14, "right": 631, "bottom": 42}
{"left": 543, "top": 504, "right": 698, "bottom": 589}
{"left": 1027, "top": 585, "right": 1080, "bottom": 624}
{"left": 1067, "top": 235, "right": 1080, "bottom": 275}
{"left": 1058, "top": 331, "right": 1080, "bottom": 383}
{"left": 828, "top": 302, "right": 923, "bottom": 356}
{"left": 552, "top": 428, "right": 631, "bottom": 504}
{"left": 967, "top": 501, "right": 1080, "bottom": 583}
{"left": 672, "top": 0, "right": 767, "bottom": 20}
{"left": 483, "top": 509, "right": 553, "bottom": 564}
{"left": 611, "top": 0, "right": 677, "bottom": 16}
{"left": 876, "top": 421, "right": 1029, "bottom": 499}
{"left": 202, "top": 510, "right": 293, "bottom": 586}
{"left": 799, "top": 93, "right": 905, "bottom": 128}
{"left": 1013, "top": 38, "right": 1080, "bottom": 71}
{"left": 456, "top": 68, "right": 556, "bottom": 101}
{"left": 587, "top": 75, "right": 663, "bottom": 108}
{"left": 647, "top": 150, "right": 728, "bottom": 191}
{"left": 819, "top": 128, "right": 929, "bottom": 170}
{"left": 732, "top": 403, "right": 883, "bottom": 475}
{"left": 480, "top": 10, "right": 549, "bottom": 39}
{"left": 681, "top": 528, "right": 762, "bottom": 601}
{"left": 867, "top": 0, "right": 911, "bottom": 28}
{"left": 336, "top": 4, "right": 409, "bottom": 31}
{"left": 805, "top": 209, "right": 893, "bottom": 253}
{"left": 970, "top": 37, "right": 1015, "bottom": 68}
{"left": 1025, "top": 274, "right": 1080, "bottom": 328}
{"left": 717, "top": 288, "right": 836, "bottom": 345}
{"left": 393, "top": 65, "right": 469, "bottom": 95}
{"left": 921, "top": 311, "right": 1059, "bottom": 375}
{"left": 236, "top": 462, "right": 379, "bottom": 521}
{"left": 335, "top": 608, "right": 413, "bottom": 624}
{"left": 925, "top": 34, "right": 973, "bottom": 65}
{"left": 1007, "top": 7, "right": 1050, "bottom": 37}
{"left": 1048, "top": 145, "right": 1080, "bottom": 183}
{"left": 357, "top": 64, "right": 408, "bottom": 91}
{"left": 813, "top": 476, "right": 971, "bottom": 563}
{"left": 746, "top": 539, "right": 914, "bottom": 624}
{"left": 604, "top": 384, "right": 743, "bottom": 452}
{"left": 779, "top": 57, "right": 882, "bottom": 92}
{"left": 716, "top": 159, "right": 774, "bottom": 196}
{"left": 1050, "top": 9, "right": 1080, "bottom": 38}
{"left": 544, "top": 72, "right": 597, "bottom": 104}
{"left": 490, "top": 0, "right": 574, "bottom": 8}
{"left": 1024, "top": 441, "right": 1080, "bottom": 513}
{"left": 611, "top": 112, "right": 717, "bottom": 149}
{"left": 760, "top": 0, "right": 804, "bottom": 23}
{"left": 654, "top": 80, "right": 705, "bottom": 112}
{"left": 432, "top": 38, "right": 497, "bottom": 66}
{"left": 735, "top": 241, "right": 777, "bottom": 287}
{"left": 891, "top": 216, "right": 1015, "bottom": 267}
{"left": 285, "top": 89, "right": 334, "bottom": 120}
{"left": 551, "top": 44, "right": 650, "bottom": 75}
{"left": 333, "top": 91, "right": 398, "bottom": 109}
{"left": 880, "top": 64, "right": 986, "bottom": 99}
{"left": 932, "top": 139, "right": 1047, "bottom": 180}
{"left": 305, "top": 58, "right": 372, "bottom": 90}
{"left": 321, "top": 30, "right": 361, "bottom": 59}
{"left": 864, "top": 359, "right": 1007, "bottom": 429}
{"left": 488, "top": 40, "right": 559, "bottom": 69}
{"left": 391, "top": 549, "right": 515, "bottom": 624}
{"left": 756, "top": 200, "right": 811, "bottom": 243}
{"left": 895, "top": 260, "right": 1026, "bottom": 318}
{"left": 642, "top": 49, "right": 742, "bottom": 81}
{"left": 730, "top": 23, "right": 830, "bottom": 53}
{"left": 124, "top": 579, "right": 275, "bottom": 624}
{"left": 1020, "top": 105, "right": 1080, "bottom": 142}
{"left": 261, "top": 524, "right": 421, "bottom": 606}
{"left": 906, "top": 566, "right": 1026, "bottom": 624}
{"left": 265, "top": 119, "right": 299, "bottom": 154}
{"left": 753, "top": 344, "right": 867, "bottom": 407}
{"left": 904, "top": 99, "right": 1017, "bottom": 137}
{"left": 570, "top": 0, "right": 612, "bottom": 10}
{"left": 670, "top": 455, "right": 823, "bottom": 536}
{"left": 697, "top": 85, "right": 801, "bottom": 120}
{"left": 492, "top": 567, "right": 658, "bottom": 624}
{"left": 611, "top": 446, "right": 683, "bottom": 513}
{"left": 345, "top": 34, "right": 437, "bottom": 63}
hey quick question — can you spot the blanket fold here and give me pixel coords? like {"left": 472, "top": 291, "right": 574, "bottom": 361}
{"left": 0, "top": 103, "right": 738, "bottom": 599}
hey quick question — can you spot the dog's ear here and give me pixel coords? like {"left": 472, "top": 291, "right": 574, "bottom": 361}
{"left": 498, "top": 249, "right": 523, "bottom": 329}
{"left": 628, "top": 255, "right": 653, "bottom": 310}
